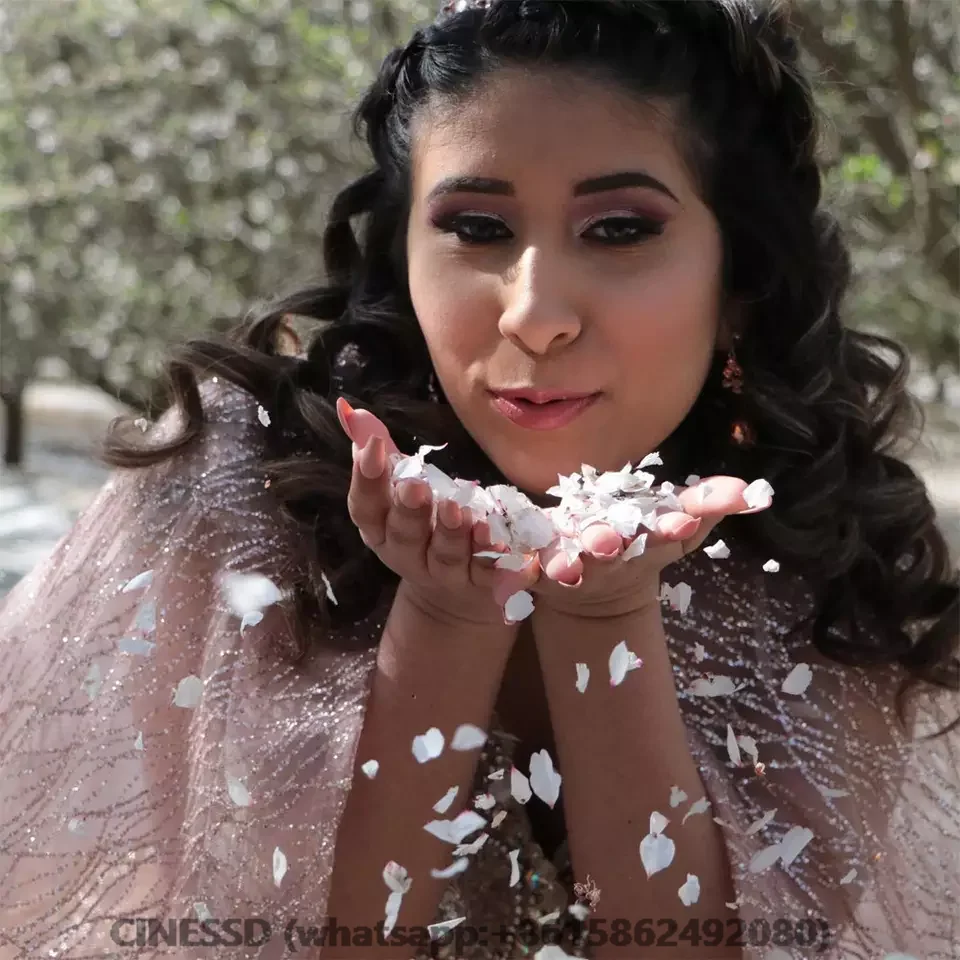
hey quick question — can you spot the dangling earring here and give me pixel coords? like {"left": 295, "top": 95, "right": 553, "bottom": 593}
{"left": 721, "top": 335, "right": 755, "bottom": 447}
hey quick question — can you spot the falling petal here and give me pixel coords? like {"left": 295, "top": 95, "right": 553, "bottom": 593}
{"left": 118, "top": 636, "right": 155, "bottom": 656}
{"left": 430, "top": 861, "right": 470, "bottom": 880}
{"left": 173, "top": 675, "right": 204, "bottom": 709}
{"left": 622, "top": 533, "right": 647, "bottom": 561}
{"left": 678, "top": 874, "right": 700, "bottom": 906}
{"left": 511, "top": 767, "right": 532, "bottom": 804}
{"left": 240, "top": 611, "right": 263, "bottom": 634}
{"left": 819, "top": 786, "right": 850, "bottom": 799}
{"left": 429, "top": 918, "right": 466, "bottom": 940}
{"left": 134, "top": 417, "right": 150, "bottom": 433}
{"left": 693, "top": 643, "right": 707, "bottom": 662}
{"left": 726, "top": 725, "right": 742, "bottom": 766}
{"left": 67, "top": 817, "right": 85, "bottom": 834}
{"left": 745, "top": 809, "right": 778, "bottom": 836}
{"left": 639, "top": 831, "right": 675, "bottom": 878}
{"left": 609, "top": 641, "right": 631, "bottom": 687}
{"left": 575, "top": 662, "right": 590, "bottom": 693}
{"left": 361, "top": 759, "right": 379, "bottom": 779}
{"left": 882, "top": 955, "right": 920, "bottom": 960}
{"left": 567, "top": 903, "right": 590, "bottom": 921}
{"left": 704, "top": 540, "right": 730, "bottom": 560}
{"left": 508, "top": 849, "right": 521, "bottom": 887}
{"left": 434, "top": 787, "right": 458, "bottom": 814}
{"left": 487, "top": 768, "right": 505, "bottom": 781}
{"left": 762, "top": 559, "right": 780, "bottom": 573}
{"left": 737, "top": 736, "right": 759, "bottom": 765}
{"left": 669, "top": 786, "right": 687, "bottom": 808}
{"left": 748, "top": 842, "right": 783, "bottom": 874}
{"left": 227, "top": 775, "right": 252, "bottom": 807}
{"left": 529, "top": 749, "right": 562, "bottom": 808}
{"left": 682, "top": 797, "right": 712, "bottom": 824}
{"left": 743, "top": 479, "right": 774, "bottom": 509}
{"left": 538, "top": 910, "right": 562, "bottom": 926}
{"left": 273, "top": 847, "right": 288, "bottom": 886}
{"left": 195, "top": 903, "right": 211, "bottom": 922}
{"left": 687, "top": 676, "right": 741, "bottom": 697}
{"left": 221, "top": 571, "right": 283, "bottom": 619}
{"left": 491, "top": 811, "right": 507, "bottom": 828}
{"left": 383, "top": 890, "right": 403, "bottom": 939}
{"left": 412, "top": 727, "right": 445, "bottom": 764}
{"left": 257, "top": 405, "right": 271, "bottom": 426}
{"left": 685, "top": 475, "right": 701, "bottom": 486}
{"left": 474, "top": 793, "right": 496, "bottom": 811}
{"left": 451, "top": 724, "right": 487, "bottom": 751}
{"left": 121, "top": 570, "right": 153, "bottom": 593}
{"left": 321, "top": 571, "right": 338, "bottom": 606}
{"left": 134, "top": 600, "right": 157, "bottom": 633}
{"left": 83, "top": 663, "right": 102, "bottom": 701}
{"left": 649, "top": 811, "right": 669, "bottom": 835}
{"left": 383, "top": 860, "right": 413, "bottom": 893}
{"left": 454, "top": 833, "right": 489, "bottom": 856}
{"left": 134, "top": 731, "right": 144, "bottom": 751}
{"left": 782, "top": 663, "right": 813, "bottom": 696}
{"left": 840, "top": 868, "right": 858, "bottom": 885}
{"left": 504, "top": 591, "right": 535, "bottom": 624}
{"left": 779, "top": 826, "right": 814, "bottom": 866}
{"left": 660, "top": 581, "right": 693, "bottom": 615}
{"left": 536, "top": 947, "right": 579, "bottom": 960}
{"left": 423, "top": 811, "right": 487, "bottom": 845}
{"left": 638, "top": 452, "right": 662, "bottom": 469}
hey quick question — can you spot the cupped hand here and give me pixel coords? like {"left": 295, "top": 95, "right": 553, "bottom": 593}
{"left": 336, "top": 399, "right": 537, "bottom": 627}
{"left": 493, "top": 476, "right": 772, "bottom": 618}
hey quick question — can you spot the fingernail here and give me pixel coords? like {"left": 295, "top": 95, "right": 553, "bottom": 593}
{"left": 590, "top": 548, "right": 620, "bottom": 560}
{"left": 359, "top": 436, "right": 384, "bottom": 479}
{"left": 439, "top": 499, "right": 462, "bottom": 530}
{"left": 398, "top": 481, "right": 423, "bottom": 509}
{"left": 737, "top": 497, "right": 772, "bottom": 515}
{"left": 660, "top": 515, "right": 702, "bottom": 538}
{"left": 336, "top": 397, "right": 355, "bottom": 439}
{"left": 557, "top": 576, "right": 583, "bottom": 590}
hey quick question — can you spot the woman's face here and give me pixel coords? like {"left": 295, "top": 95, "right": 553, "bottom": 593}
{"left": 406, "top": 68, "right": 728, "bottom": 495}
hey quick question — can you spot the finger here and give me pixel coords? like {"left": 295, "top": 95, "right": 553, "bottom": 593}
{"left": 336, "top": 398, "right": 402, "bottom": 457}
{"left": 676, "top": 476, "right": 761, "bottom": 519}
{"left": 385, "top": 480, "right": 434, "bottom": 555}
{"left": 425, "top": 501, "right": 472, "bottom": 580}
{"left": 579, "top": 523, "right": 623, "bottom": 560}
{"left": 346, "top": 437, "right": 390, "bottom": 547}
{"left": 491, "top": 555, "right": 541, "bottom": 606}
{"left": 538, "top": 540, "right": 584, "bottom": 587}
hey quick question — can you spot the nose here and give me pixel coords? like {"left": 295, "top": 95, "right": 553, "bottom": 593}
{"left": 497, "top": 246, "right": 583, "bottom": 357}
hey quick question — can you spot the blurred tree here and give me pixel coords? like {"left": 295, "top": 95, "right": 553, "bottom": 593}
{"left": 0, "top": 0, "right": 426, "bottom": 463}
{"left": 791, "top": 0, "right": 959, "bottom": 400}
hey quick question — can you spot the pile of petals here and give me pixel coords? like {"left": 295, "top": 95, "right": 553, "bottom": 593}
{"left": 391, "top": 446, "right": 739, "bottom": 622}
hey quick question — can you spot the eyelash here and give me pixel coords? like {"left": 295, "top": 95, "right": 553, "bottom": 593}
{"left": 432, "top": 212, "right": 666, "bottom": 246}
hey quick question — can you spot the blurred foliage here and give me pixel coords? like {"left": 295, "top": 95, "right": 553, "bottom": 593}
{"left": 0, "top": 0, "right": 957, "bottom": 413}
{"left": 791, "top": 0, "right": 959, "bottom": 392}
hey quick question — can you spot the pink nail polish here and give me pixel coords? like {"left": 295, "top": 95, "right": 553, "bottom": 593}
{"left": 336, "top": 397, "right": 355, "bottom": 439}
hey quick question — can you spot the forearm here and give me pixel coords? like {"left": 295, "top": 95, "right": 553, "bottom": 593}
{"left": 533, "top": 604, "right": 738, "bottom": 959}
{"left": 325, "top": 580, "right": 517, "bottom": 957}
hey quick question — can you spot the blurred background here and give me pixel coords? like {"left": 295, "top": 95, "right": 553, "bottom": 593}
{"left": 0, "top": 0, "right": 958, "bottom": 598}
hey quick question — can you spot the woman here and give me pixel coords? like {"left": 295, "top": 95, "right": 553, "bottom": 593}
{"left": 0, "top": 1, "right": 956, "bottom": 958}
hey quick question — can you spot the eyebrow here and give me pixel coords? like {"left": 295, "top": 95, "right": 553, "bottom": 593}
{"left": 425, "top": 170, "right": 680, "bottom": 204}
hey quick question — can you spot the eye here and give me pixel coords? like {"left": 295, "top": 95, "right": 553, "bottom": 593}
{"left": 433, "top": 213, "right": 512, "bottom": 244}
{"left": 583, "top": 215, "right": 665, "bottom": 245}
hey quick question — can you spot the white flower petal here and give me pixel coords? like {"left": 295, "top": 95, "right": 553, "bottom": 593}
{"left": 511, "top": 767, "right": 532, "bottom": 804}
{"left": 819, "top": 786, "right": 850, "bottom": 799}
{"left": 118, "top": 636, "right": 156, "bottom": 656}
{"left": 451, "top": 724, "right": 487, "bottom": 751}
{"left": 321, "top": 571, "right": 338, "bottom": 605}
{"left": 660, "top": 581, "right": 693, "bottom": 615}
{"left": 83, "top": 663, "right": 102, "bottom": 701}
{"left": 687, "top": 676, "right": 741, "bottom": 697}
{"left": 474, "top": 793, "right": 496, "bottom": 811}
{"left": 361, "top": 759, "right": 379, "bottom": 779}
{"left": 434, "top": 787, "right": 458, "bottom": 814}
{"left": 453, "top": 832, "right": 489, "bottom": 856}
{"left": 195, "top": 902, "right": 211, "bottom": 922}
{"left": 134, "top": 731, "right": 144, "bottom": 751}
{"left": 682, "top": 797, "right": 712, "bottom": 824}
{"left": 528, "top": 749, "right": 562, "bottom": 808}
{"left": 430, "top": 860, "right": 470, "bottom": 880}
{"left": 383, "top": 890, "right": 404, "bottom": 938}
{"left": 743, "top": 479, "right": 774, "bottom": 509}
{"left": 423, "top": 811, "right": 487, "bottom": 845}
{"left": 782, "top": 663, "right": 813, "bottom": 696}
{"left": 704, "top": 540, "right": 730, "bottom": 560}
{"left": 839, "top": 868, "right": 858, "bottom": 885}
{"left": 508, "top": 848, "right": 521, "bottom": 887}
{"left": 622, "top": 533, "right": 647, "bottom": 561}
{"left": 639, "top": 831, "right": 675, "bottom": 877}
{"left": 745, "top": 809, "right": 778, "bottom": 836}
{"left": 428, "top": 917, "right": 466, "bottom": 940}
{"left": 503, "top": 590, "right": 535, "bottom": 623}
{"left": 669, "top": 786, "right": 688, "bottom": 808}
{"left": 121, "top": 570, "right": 153, "bottom": 592}
{"left": 173, "top": 674, "right": 204, "bottom": 708}
{"left": 609, "top": 641, "right": 631, "bottom": 687}
{"left": 221, "top": 571, "right": 283, "bottom": 619}
{"left": 487, "top": 768, "right": 505, "bottom": 781}
{"left": 678, "top": 873, "right": 700, "bottom": 906}
{"left": 762, "top": 559, "right": 780, "bottom": 573}
{"left": 383, "top": 860, "right": 412, "bottom": 893}
{"left": 649, "top": 810, "right": 669, "bottom": 835}
{"left": 779, "top": 826, "right": 814, "bottom": 866}
{"left": 726, "top": 724, "right": 742, "bottom": 766}
{"left": 693, "top": 643, "right": 707, "bottom": 662}
{"left": 748, "top": 842, "right": 783, "bottom": 874}
{"left": 412, "top": 727, "right": 445, "bottom": 763}
{"left": 491, "top": 810, "right": 507, "bottom": 828}
{"left": 736, "top": 736, "right": 759, "bottom": 764}
{"left": 273, "top": 847, "right": 288, "bottom": 886}
{"left": 535, "top": 947, "right": 579, "bottom": 960}
{"left": 575, "top": 662, "right": 590, "bottom": 693}
{"left": 226, "top": 775, "right": 252, "bottom": 807}
{"left": 567, "top": 902, "right": 591, "bottom": 921}
{"left": 257, "top": 405, "right": 271, "bottom": 426}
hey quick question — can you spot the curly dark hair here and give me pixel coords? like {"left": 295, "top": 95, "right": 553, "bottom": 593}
{"left": 101, "top": 0, "right": 958, "bottom": 732}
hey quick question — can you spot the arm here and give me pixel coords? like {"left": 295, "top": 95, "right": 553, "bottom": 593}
{"left": 324, "top": 580, "right": 518, "bottom": 958}
{"left": 533, "top": 603, "right": 740, "bottom": 959}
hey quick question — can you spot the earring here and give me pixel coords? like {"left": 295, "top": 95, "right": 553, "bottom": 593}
{"left": 427, "top": 370, "right": 440, "bottom": 404}
{"left": 721, "top": 337, "right": 744, "bottom": 395}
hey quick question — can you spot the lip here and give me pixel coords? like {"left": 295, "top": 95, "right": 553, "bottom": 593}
{"left": 488, "top": 389, "right": 601, "bottom": 430}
